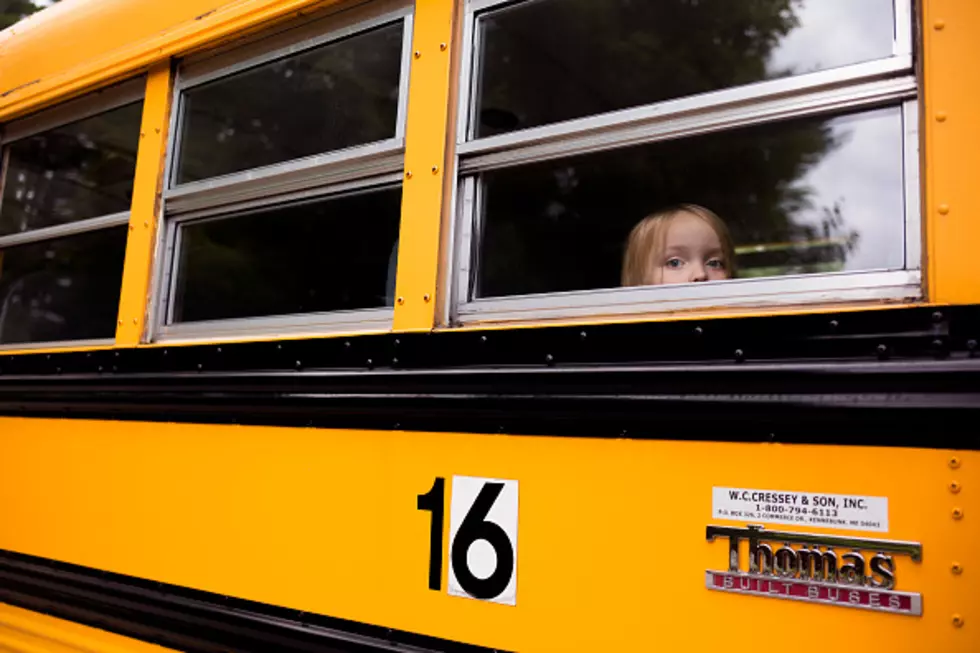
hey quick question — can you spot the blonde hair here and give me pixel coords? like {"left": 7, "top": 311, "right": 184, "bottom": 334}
{"left": 621, "top": 203, "right": 735, "bottom": 286}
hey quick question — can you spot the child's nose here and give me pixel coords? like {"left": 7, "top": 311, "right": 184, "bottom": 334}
{"left": 690, "top": 263, "right": 708, "bottom": 282}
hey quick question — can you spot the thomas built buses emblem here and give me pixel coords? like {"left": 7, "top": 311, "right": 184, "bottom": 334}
{"left": 705, "top": 525, "right": 922, "bottom": 615}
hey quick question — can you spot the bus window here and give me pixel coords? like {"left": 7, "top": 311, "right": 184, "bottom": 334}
{"left": 157, "top": 3, "right": 412, "bottom": 339}
{"left": 171, "top": 186, "right": 401, "bottom": 323}
{"left": 472, "top": 0, "right": 896, "bottom": 139}
{"left": 174, "top": 21, "right": 404, "bottom": 185}
{"left": 0, "top": 92, "right": 143, "bottom": 346}
{"left": 454, "top": 0, "right": 917, "bottom": 320}
{"left": 475, "top": 107, "right": 904, "bottom": 298}
{"left": 0, "top": 102, "right": 142, "bottom": 235}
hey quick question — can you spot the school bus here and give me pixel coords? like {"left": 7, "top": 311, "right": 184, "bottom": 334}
{"left": 0, "top": 0, "right": 977, "bottom": 651}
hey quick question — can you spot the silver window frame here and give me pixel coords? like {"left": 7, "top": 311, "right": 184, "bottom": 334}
{"left": 151, "top": 1, "right": 414, "bottom": 343}
{"left": 0, "top": 78, "right": 146, "bottom": 351}
{"left": 449, "top": 0, "right": 921, "bottom": 326}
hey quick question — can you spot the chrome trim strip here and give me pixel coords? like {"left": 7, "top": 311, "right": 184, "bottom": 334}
{"left": 156, "top": 307, "right": 394, "bottom": 342}
{"left": 456, "top": 271, "right": 921, "bottom": 324}
{"left": 459, "top": 73, "right": 916, "bottom": 173}
{"left": 163, "top": 140, "right": 404, "bottom": 215}
{"left": 0, "top": 212, "right": 130, "bottom": 249}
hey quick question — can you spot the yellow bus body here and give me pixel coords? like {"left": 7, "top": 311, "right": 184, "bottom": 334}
{"left": 0, "top": 0, "right": 977, "bottom": 651}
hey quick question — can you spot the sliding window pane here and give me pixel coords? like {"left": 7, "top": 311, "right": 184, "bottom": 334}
{"left": 172, "top": 186, "right": 402, "bottom": 323}
{"left": 0, "top": 227, "right": 128, "bottom": 344}
{"left": 474, "top": 106, "right": 905, "bottom": 298}
{"left": 0, "top": 103, "right": 143, "bottom": 236}
{"left": 176, "top": 22, "right": 404, "bottom": 184}
{"left": 474, "top": 0, "right": 897, "bottom": 137}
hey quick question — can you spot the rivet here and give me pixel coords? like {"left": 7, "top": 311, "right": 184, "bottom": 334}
{"left": 579, "top": 330, "right": 587, "bottom": 340}
{"left": 950, "top": 455, "right": 961, "bottom": 469}
{"left": 951, "top": 562, "right": 963, "bottom": 575}
{"left": 950, "top": 480, "right": 961, "bottom": 493}
{"left": 829, "top": 319, "right": 839, "bottom": 330}
{"left": 934, "top": 19, "right": 945, "bottom": 30}
{"left": 397, "top": 296, "right": 405, "bottom": 305}
{"left": 140, "top": 132, "right": 146, "bottom": 138}
{"left": 480, "top": 335, "right": 488, "bottom": 343}
{"left": 392, "top": 357, "right": 399, "bottom": 366}
{"left": 876, "top": 344, "right": 890, "bottom": 360}
{"left": 694, "top": 326, "right": 704, "bottom": 336}
{"left": 545, "top": 354, "right": 554, "bottom": 365}
{"left": 431, "top": 165, "right": 439, "bottom": 173}
{"left": 295, "top": 360, "right": 302, "bottom": 369}
{"left": 144, "top": 221, "right": 149, "bottom": 227}
{"left": 932, "top": 311, "right": 945, "bottom": 323}
{"left": 938, "top": 204, "right": 950, "bottom": 215}
{"left": 117, "top": 320, "right": 123, "bottom": 325}
{"left": 936, "top": 111, "right": 948, "bottom": 122}
{"left": 734, "top": 348, "right": 745, "bottom": 362}
{"left": 423, "top": 293, "right": 431, "bottom": 302}
{"left": 129, "top": 224, "right": 135, "bottom": 231}
{"left": 133, "top": 318, "right": 138, "bottom": 325}
{"left": 405, "top": 170, "right": 413, "bottom": 179}
{"left": 952, "top": 507, "right": 964, "bottom": 520}
{"left": 414, "top": 50, "right": 421, "bottom": 58}
{"left": 952, "top": 614, "right": 964, "bottom": 628}
{"left": 440, "top": 42, "right": 447, "bottom": 51}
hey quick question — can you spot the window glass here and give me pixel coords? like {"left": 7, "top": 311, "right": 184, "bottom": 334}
{"left": 0, "top": 227, "right": 128, "bottom": 344}
{"left": 474, "top": 106, "right": 904, "bottom": 299}
{"left": 175, "top": 22, "right": 404, "bottom": 184}
{"left": 0, "top": 103, "right": 143, "bottom": 236}
{"left": 171, "top": 186, "right": 402, "bottom": 323}
{"left": 474, "top": 0, "right": 896, "bottom": 138}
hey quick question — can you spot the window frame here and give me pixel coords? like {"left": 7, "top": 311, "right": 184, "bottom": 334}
{"left": 449, "top": 0, "right": 921, "bottom": 326}
{"left": 0, "top": 78, "right": 145, "bottom": 350}
{"left": 151, "top": 0, "right": 414, "bottom": 343}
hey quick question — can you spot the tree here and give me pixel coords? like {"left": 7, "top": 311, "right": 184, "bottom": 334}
{"left": 0, "top": 0, "right": 54, "bottom": 31}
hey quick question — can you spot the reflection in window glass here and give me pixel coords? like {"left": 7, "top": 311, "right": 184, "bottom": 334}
{"left": 176, "top": 22, "right": 404, "bottom": 184}
{"left": 0, "top": 103, "right": 143, "bottom": 236}
{"left": 172, "top": 187, "right": 402, "bottom": 323}
{"left": 0, "top": 227, "right": 127, "bottom": 344}
{"left": 474, "top": 107, "right": 904, "bottom": 299}
{"left": 474, "top": 0, "right": 896, "bottom": 137}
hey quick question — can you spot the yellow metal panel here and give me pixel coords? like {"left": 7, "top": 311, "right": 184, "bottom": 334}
{"left": 0, "top": 417, "right": 976, "bottom": 651}
{"left": 392, "top": 0, "right": 458, "bottom": 331}
{"left": 923, "top": 0, "right": 980, "bottom": 303}
{"left": 115, "top": 63, "right": 174, "bottom": 346}
{"left": 0, "top": 602, "right": 174, "bottom": 653}
{"left": 0, "top": 0, "right": 341, "bottom": 121}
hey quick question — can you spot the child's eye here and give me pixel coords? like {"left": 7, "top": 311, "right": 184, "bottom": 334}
{"left": 706, "top": 259, "right": 726, "bottom": 269}
{"left": 665, "top": 258, "right": 684, "bottom": 268}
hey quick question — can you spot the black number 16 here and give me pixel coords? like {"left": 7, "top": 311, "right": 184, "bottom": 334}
{"left": 417, "top": 477, "right": 515, "bottom": 599}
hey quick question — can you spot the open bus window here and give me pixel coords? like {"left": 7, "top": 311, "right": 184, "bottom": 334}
{"left": 454, "top": 0, "right": 918, "bottom": 319}
{"left": 174, "top": 20, "right": 404, "bottom": 185}
{"left": 0, "top": 86, "right": 143, "bottom": 347}
{"left": 474, "top": 107, "right": 904, "bottom": 298}
{"left": 170, "top": 187, "right": 401, "bottom": 323}
{"left": 157, "top": 5, "right": 412, "bottom": 339}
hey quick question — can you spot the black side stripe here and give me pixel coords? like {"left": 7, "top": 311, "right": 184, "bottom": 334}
{"left": 0, "top": 549, "right": 507, "bottom": 653}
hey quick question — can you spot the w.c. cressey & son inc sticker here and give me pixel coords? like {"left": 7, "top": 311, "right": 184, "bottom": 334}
{"left": 712, "top": 487, "right": 889, "bottom": 533}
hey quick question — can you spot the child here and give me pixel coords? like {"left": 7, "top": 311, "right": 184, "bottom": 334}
{"left": 621, "top": 203, "right": 735, "bottom": 286}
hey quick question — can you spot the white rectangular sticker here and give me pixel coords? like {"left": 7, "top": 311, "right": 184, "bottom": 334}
{"left": 712, "top": 487, "right": 888, "bottom": 533}
{"left": 448, "top": 476, "right": 519, "bottom": 605}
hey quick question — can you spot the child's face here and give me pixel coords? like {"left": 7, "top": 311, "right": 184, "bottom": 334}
{"left": 657, "top": 211, "right": 728, "bottom": 284}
